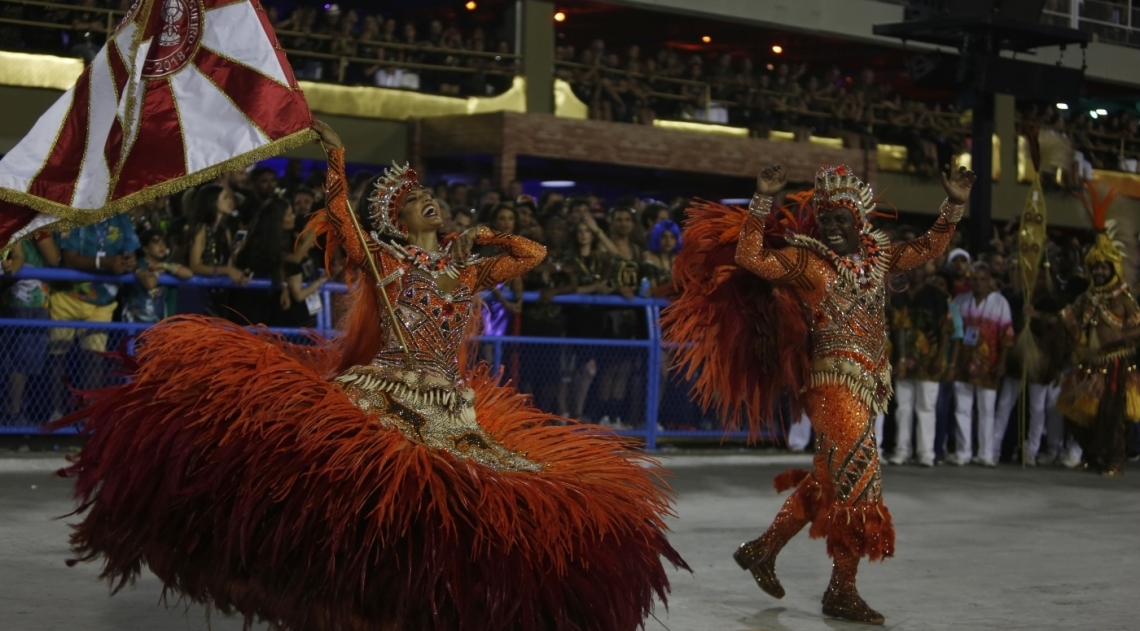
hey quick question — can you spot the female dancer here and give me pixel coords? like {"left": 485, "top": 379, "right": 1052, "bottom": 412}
{"left": 52, "top": 121, "right": 685, "bottom": 631}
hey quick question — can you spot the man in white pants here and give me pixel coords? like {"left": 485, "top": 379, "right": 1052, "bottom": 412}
{"left": 889, "top": 264, "right": 950, "bottom": 467}
{"left": 991, "top": 283, "right": 1071, "bottom": 465}
{"left": 948, "top": 263, "right": 1013, "bottom": 466}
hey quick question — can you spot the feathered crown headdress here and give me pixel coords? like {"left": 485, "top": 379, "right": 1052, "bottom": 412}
{"left": 1078, "top": 181, "right": 1125, "bottom": 283}
{"left": 366, "top": 162, "right": 423, "bottom": 239}
{"left": 813, "top": 164, "right": 876, "bottom": 227}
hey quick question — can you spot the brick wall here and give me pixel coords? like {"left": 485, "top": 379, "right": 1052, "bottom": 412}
{"left": 420, "top": 112, "right": 877, "bottom": 189}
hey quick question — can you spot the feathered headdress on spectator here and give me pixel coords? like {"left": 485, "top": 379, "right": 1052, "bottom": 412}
{"left": 364, "top": 162, "right": 424, "bottom": 239}
{"left": 1078, "top": 180, "right": 1125, "bottom": 285}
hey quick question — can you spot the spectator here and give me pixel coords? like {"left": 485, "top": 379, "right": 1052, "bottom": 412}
{"left": 515, "top": 195, "right": 543, "bottom": 242}
{"left": 590, "top": 207, "right": 645, "bottom": 426}
{"left": 565, "top": 197, "right": 591, "bottom": 225}
{"left": 68, "top": 0, "right": 106, "bottom": 63}
{"left": 228, "top": 198, "right": 317, "bottom": 327}
{"left": 638, "top": 202, "right": 668, "bottom": 234}
{"left": 123, "top": 228, "right": 193, "bottom": 324}
{"left": 437, "top": 26, "right": 466, "bottom": 95}
{"left": 643, "top": 219, "right": 680, "bottom": 290}
{"left": 947, "top": 262, "right": 1014, "bottom": 467}
{"left": 293, "top": 187, "right": 317, "bottom": 224}
{"left": 241, "top": 166, "right": 279, "bottom": 229}
{"left": 479, "top": 203, "right": 525, "bottom": 324}
{"left": 50, "top": 215, "right": 141, "bottom": 417}
{"left": 888, "top": 263, "right": 950, "bottom": 467}
{"left": 129, "top": 195, "right": 172, "bottom": 234}
{"left": 1, "top": 233, "right": 60, "bottom": 425}
{"left": 591, "top": 206, "right": 642, "bottom": 297}
{"left": 993, "top": 271, "right": 1072, "bottom": 465}
{"left": 945, "top": 248, "right": 972, "bottom": 296}
{"left": 519, "top": 215, "right": 578, "bottom": 414}
{"left": 186, "top": 184, "right": 246, "bottom": 316}
{"left": 564, "top": 219, "right": 614, "bottom": 420}
{"left": 329, "top": 9, "right": 359, "bottom": 81}
{"left": 284, "top": 7, "right": 322, "bottom": 79}
{"left": 453, "top": 207, "right": 473, "bottom": 232}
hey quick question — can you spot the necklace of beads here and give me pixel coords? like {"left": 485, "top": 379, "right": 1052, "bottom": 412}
{"left": 1086, "top": 283, "right": 1127, "bottom": 329}
{"left": 383, "top": 242, "right": 462, "bottom": 279}
{"left": 833, "top": 232, "right": 883, "bottom": 283}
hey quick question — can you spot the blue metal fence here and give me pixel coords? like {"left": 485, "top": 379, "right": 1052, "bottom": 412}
{"left": 0, "top": 268, "right": 754, "bottom": 448}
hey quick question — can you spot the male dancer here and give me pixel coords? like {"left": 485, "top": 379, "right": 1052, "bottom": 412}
{"left": 728, "top": 164, "right": 973, "bottom": 623}
{"left": 1042, "top": 229, "right": 1140, "bottom": 475}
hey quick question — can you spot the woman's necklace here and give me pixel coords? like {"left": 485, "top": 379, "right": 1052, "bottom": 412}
{"left": 384, "top": 242, "right": 462, "bottom": 279}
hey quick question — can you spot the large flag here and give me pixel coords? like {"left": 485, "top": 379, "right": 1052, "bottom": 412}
{"left": 0, "top": 0, "right": 315, "bottom": 247}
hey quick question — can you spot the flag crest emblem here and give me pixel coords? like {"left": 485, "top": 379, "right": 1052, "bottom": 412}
{"left": 0, "top": 0, "right": 315, "bottom": 247}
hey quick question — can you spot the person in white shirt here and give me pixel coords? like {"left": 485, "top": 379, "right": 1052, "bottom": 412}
{"left": 947, "top": 262, "right": 1014, "bottom": 466}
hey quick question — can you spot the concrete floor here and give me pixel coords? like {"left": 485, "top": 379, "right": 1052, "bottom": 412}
{"left": 1, "top": 453, "right": 1137, "bottom": 631}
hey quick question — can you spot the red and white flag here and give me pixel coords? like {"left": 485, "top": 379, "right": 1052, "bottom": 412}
{"left": 0, "top": 0, "right": 315, "bottom": 247}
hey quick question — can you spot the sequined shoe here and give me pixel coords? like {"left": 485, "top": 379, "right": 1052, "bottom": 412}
{"left": 733, "top": 539, "right": 784, "bottom": 599}
{"left": 821, "top": 585, "right": 885, "bottom": 625}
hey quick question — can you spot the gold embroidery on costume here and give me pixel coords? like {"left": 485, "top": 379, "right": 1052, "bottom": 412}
{"left": 319, "top": 153, "right": 546, "bottom": 471}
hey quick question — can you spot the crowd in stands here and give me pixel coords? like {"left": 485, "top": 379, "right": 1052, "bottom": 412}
{"left": 5, "top": 2, "right": 1140, "bottom": 177}
{"left": 557, "top": 41, "right": 971, "bottom": 162}
{"left": 0, "top": 159, "right": 691, "bottom": 428}
{"left": 0, "top": 0, "right": 518, "bottom": 96}
{"left": 271, "top": 3, "right": 517, "bottom": 96}
{"left": 4, "top": 154, "right": 1140, "bottom": 469}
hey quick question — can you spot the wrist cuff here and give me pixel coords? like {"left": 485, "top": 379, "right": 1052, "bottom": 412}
{"left": 749, "top": 193, "right": 773, "bottom": 218}
{"left": 941, "top": 199, "right": 965, "bottom": 223}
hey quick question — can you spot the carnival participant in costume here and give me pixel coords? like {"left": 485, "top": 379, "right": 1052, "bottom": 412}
{"left": 664, "top": 162, "right": 974, "bottom": 624}
{"left": 1038, "top": 189, "right": 1140, "bottom": 476}
{"left": 48, "top": 120, "right": 687, "bottom": 631}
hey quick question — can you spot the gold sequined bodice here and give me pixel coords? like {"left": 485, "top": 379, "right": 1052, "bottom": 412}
{"left": 807, "top": 261, "right": 893, "bottom": 409}
{"left": 735, "top": 209, "right": 959, "bottom": 414}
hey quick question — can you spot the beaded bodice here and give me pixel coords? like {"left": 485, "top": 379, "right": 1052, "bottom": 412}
{"left": 789, "top": 232, "right": 891, "bottom": 370}
{"left": 785, "top": 233, "right": 893, "bottom": 409}
{"left": 735, "top": 197, "right": 961, "bottom": 413}
{"left": 373, "top": 272, "right": 473, "bottom": 383}
{"left": 320, "top": 147, "right": 546, "bottom": 471}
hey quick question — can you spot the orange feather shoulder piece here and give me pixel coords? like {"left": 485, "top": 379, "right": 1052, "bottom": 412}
{"left": 661, "top": 199, "right": 812, "bottom": 437}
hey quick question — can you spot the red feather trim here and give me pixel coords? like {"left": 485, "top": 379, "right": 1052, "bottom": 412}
{"left": 662, "top": 200, "right": 811, "bottom": 437}
{"left": 781, "top": 471, "right": 894, "bottom": 561}
{"left": 773, "top": 468, "right": 811, "bottom": 493}
{"left": 48, "top": 316, "right": 687, "bottom": 631}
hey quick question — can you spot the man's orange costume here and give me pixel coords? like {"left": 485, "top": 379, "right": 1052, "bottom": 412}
{"left": 664, "top": 165, "right": 964, "bottom": 623}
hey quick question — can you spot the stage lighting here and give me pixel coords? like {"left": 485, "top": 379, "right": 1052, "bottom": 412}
{"left": 1056, "top": 103, "right": 1069, "bottom": 110}
{"left": 541, "top": 181, "right": 575, "bottom": 188}
{"left": 701, "top": 36, "right": 712, "bottom": 43}
{"left": 554, "top": 11, "right": 566, "bottom": 22}
{"left": 1096, "top": 109, "right": 1108, "bottom": 115}
{"left": 465, "top": 1, "right": 476, "bottom": 10}
{"left": 772, "top": 45, "right": 783, "bottom": 54}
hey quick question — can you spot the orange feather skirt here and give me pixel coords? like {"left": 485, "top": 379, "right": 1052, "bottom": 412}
{"left": 52, "top": 316, "right": 687, "bottom": 631}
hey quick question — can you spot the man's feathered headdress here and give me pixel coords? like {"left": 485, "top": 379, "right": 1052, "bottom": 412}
{"left": 1079, "top": 181, "right": 1125, "bottom": 284}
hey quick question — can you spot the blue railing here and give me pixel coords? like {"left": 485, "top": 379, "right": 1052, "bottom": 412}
{"left": 0, "top": 268, "right": 755, "bottom": 448}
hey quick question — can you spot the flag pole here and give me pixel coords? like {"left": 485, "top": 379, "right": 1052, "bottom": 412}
{"left": 343, "top": 199, "right": 411, "bottom": 356}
